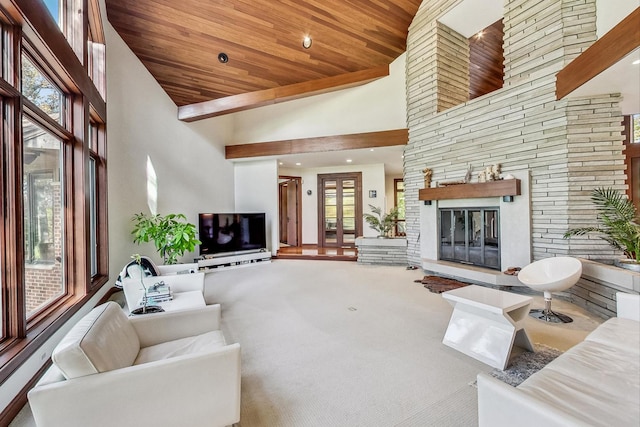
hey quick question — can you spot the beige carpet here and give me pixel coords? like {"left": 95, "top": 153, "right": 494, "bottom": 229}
{"left": 11, "top": 260, "right": 602, "bottom": 427}
{"left": 207, "top": 260, "right": 601, "bottom": 427}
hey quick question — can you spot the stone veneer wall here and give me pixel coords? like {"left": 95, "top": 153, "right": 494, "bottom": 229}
{"left": 355, "top": 238, "right": 408, "bottom": 265}
{"left": 405, "top": 0, "right": 626, "bottom": 267}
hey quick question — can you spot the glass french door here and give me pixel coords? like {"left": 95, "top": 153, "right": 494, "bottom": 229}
{"left": 318, "top": 173, "right": 362, "bottom": 247}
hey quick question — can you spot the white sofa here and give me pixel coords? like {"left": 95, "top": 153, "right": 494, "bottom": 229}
{"left": 28, "top": 302, "right": 240, "bottom": 427}
{"left": 477, "top": 292, "right": 640, "bottom": 427}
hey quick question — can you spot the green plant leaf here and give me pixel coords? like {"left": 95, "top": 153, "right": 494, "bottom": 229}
{"left": 564, "top": 187, "right": 640, "bottom": 260}
{"left": 131, "top": 212, "right": 201, "bottom": 264}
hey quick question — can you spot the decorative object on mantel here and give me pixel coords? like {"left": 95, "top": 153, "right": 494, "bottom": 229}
{"left": 422, "top": 168, "right": 433, "bottom": 188}
{"left": 415, "top": 275, "right": 470, "bottom": 293}
{"left": 363, "top": 204, "right": 400, "bottom": 238}
{"left": 478, "top": 163, "right": 502, "bottom": 183}
{"left": 563, "top": 187, "right": 640, "bottom": 271}
{"left": 437, "top": 165, "right": 474, "bottom": 187}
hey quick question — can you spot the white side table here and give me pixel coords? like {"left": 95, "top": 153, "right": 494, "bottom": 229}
{"left": 442, "top": 284, "right": 534, "bottom": 370}
{"left": 156, "top": 290, "right": 206, "bottom": 311}
{"left": 132, "top": 291, "right": 206, "bottom": 315}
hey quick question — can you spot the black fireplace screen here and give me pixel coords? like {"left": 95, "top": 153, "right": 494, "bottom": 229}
{"left": 439, "top": 208, "right": 500, "bottom": 270}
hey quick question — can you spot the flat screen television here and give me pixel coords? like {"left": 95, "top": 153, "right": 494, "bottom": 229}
{"left": 198, "top": 213, "right": 267, "bottom": 256}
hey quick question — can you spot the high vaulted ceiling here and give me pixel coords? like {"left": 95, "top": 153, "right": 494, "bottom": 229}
{"left": 105, "top": 0, "right": 423, "bottom": 108}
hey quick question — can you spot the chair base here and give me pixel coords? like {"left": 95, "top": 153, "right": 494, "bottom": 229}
{"left": 529, "top": 308, "right": 573, "bottom": 323}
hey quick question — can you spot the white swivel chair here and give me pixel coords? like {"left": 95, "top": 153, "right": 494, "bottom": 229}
{"left": 517, "top": 256, "right": 582, "bottom": 323}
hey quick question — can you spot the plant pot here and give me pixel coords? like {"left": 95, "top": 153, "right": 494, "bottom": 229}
{"left": 614, "top": 259, "right": 640, "bottom": 273}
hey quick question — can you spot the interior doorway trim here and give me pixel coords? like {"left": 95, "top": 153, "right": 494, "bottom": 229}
{"left": 278, "top": 175, "right": 302, "bottom": 246}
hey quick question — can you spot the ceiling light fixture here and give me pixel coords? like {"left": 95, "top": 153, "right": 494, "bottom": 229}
{"left": 295, "top": 162, "right": 301, "bottom": 166}
{"left": 475, "top": 30, "right": 485, "bottom": 39}
{"left": 633, "top": 59, "right": 640, "bottom": 65}
{"left": 346, "top": 159, "right": 353, "bottom": 163}
{"left": 217, "top": 52, "right": 228, "bottom": 63}
{"left": 302, "top": 36, "right": 312, "bottom": 49}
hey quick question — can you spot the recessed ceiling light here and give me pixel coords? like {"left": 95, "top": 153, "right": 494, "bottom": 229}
{"left": 295, "top": 162, "right": 301, "bottom": 166}
{"left": 302, "top": 36, "right": 312, "bottom": 49}
{"left": 346, "top": 159, "right": 353, "bottom": 163}
{"left": 370, "top": 148, "right": 375, "bottom": 152}
{"left": 475, "top": 30, "right": 484, "bottom": 39}
{"left": 633, "top": 59, "right": 640, "bottom": 65}
{"left": 279, "top": 162, "right": 283, "bottom": 165}
{"left": 218, "top": 52, "right": 228, "bottom": 63}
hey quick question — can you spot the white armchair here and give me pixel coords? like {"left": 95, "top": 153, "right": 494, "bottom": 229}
{"left": 28, "top": 302, "right": 241, "bottom": 427}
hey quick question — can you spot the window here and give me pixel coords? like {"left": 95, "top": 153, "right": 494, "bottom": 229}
{"left": 87, "top": 0, "right": 106, "bottom": 97}
{"left": 0, "top": 0, "right": 108, "bottom": 386}
{"left": 88, "top": 117, "right": 105, "bottom": 281}
{"left": 42, "top": 0, "right": 60, "bottom": 26}
{"left": 394, "top": 179, "right": 406, "bottom": 237}
{"left": 21, "top": 54, "right": 65, "bottom": 126}
{"left": 22, "top": 117, "right": 65, "bottom": 317}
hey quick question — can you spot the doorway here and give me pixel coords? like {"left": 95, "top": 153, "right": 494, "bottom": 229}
{"left": 278, "top": 176, "right": 302, "bottom": 246}
{"left": 318, "top": 172, "right": 362, "bottom": 248}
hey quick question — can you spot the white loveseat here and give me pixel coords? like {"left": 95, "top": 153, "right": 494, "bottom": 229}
{"left": 477, "top": 292, "right": 640, "bottom": 427}
{"left": 28, "top": 302, "right": 240, "bottom": 427}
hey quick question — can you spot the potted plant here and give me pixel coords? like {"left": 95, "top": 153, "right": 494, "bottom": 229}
{"left": 563, "top": 187, "right": 640, "bottom": 271}
{"left": 131, "top": 213, "right": 201, "bottom": 265}
{"left": 363, "top": 204, "right": 400, "bottom": 238}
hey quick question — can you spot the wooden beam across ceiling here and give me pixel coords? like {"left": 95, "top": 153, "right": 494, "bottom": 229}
{"left": 556, "top": 7, "right": 640, "bottom": 100}
{"left": 178, "top": 65, "right": 389, "bottom": 122}
{"left": 225, "top": 129, "right": 408, "bottom": 160}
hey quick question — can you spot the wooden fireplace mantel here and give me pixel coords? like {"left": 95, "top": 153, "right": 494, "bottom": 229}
{"left": 418, "top": 179, "right": 521, "bottom": 201}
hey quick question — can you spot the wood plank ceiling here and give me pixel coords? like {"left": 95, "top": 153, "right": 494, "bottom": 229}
{"left": 105, "top": 0, "right": 423, "bottom": 113}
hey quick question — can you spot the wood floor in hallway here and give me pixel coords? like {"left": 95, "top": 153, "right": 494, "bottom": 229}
{"left": 275, "top": 244, "right": 357, "bottom": 261}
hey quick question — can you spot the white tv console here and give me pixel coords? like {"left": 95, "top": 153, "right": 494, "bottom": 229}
{"left": 196, "top": 251, "right": 272, "bottom": 272}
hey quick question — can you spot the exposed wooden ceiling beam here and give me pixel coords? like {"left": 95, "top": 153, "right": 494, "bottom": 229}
{"left": 178, "top": 66, "right": 389, "bottom": 122}
{"left": 556, "top": 7, "right": 640, "bottom": 100}
{"left": 225, "top": 129, "right": 408, "bottom": 160}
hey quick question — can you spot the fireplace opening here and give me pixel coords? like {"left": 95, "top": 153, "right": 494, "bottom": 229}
{"left": 439, "top": 208, "right": 500, "bottom": 270}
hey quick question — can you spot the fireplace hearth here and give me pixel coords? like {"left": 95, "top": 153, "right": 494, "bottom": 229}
{"left": 440, "top": 208, "right": 500, "bottom": 270}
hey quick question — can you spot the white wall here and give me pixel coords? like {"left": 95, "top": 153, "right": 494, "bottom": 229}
{"left": 229, "top": 53, "right": 407, "bottom": 144}
{"left": 106, "top": 15, "right": 236, "bottom": 276}
{"left": 234, "top": 160, "right": 279, "bottom": 252}
{"left": 281, "top": 164, "right": 386, "bottom": 243}
{"left": 224, "top": 53, "right": 407, "bottom": 249}
{"left": 596, "top": 0, "right": 638, "bottom": 37}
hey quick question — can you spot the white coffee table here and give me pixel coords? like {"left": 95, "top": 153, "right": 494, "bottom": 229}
{"left": 441, "top": 285, "right": 534, "bottom": 370}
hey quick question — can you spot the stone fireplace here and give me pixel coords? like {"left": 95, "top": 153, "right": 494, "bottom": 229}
{"left": 419, "top": 173, "right": 532, "bottom": 286}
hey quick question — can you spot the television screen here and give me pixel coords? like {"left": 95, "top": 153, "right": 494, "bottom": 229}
{"left": 199, "top": 213, "right": 267, "bottom": 256}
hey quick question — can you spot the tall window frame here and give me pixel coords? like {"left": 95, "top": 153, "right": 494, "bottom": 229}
{"left": 0, "top": 0, "right": 108, "bottom": 393}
